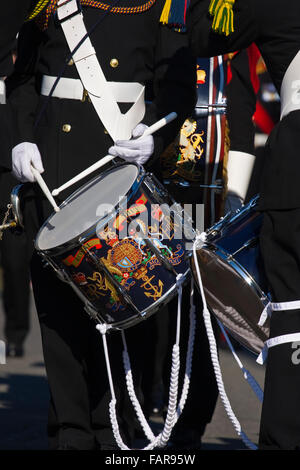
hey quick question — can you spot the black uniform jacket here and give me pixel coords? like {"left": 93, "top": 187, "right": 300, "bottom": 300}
{"left": 0, "top": 1, "right": 35, "bottom": 76}
{"left": 0, "top": 1, "right": 35, "bottom": 172}
{"left": 8, "top": 0, "right": 196, "bottom": 208}
{"left": 226, "top": 49, "right": 257, "bottom": 156}
{"left": 187, "top": 0, "right": 300, "bottom": 210}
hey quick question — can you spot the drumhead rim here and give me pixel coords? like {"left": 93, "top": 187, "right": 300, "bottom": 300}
{"left": 206, "top": 194, "right": 260, "bottom": 238}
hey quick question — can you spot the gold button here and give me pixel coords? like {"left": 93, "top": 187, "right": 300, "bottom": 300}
{"left": 68, "top": 58, "right": 74, "bottom": 66}
{"left": 62, "top": 124, "right": 71, "bottom": 133}
{"left": 110, "top": 58, "right": 119, "bottom": 68}
{"left": 103, "top": 128, "right": 109, "bottom": 134}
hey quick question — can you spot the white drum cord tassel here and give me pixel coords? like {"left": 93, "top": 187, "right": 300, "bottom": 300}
{"left": 176, "top": 280, "right": 196, "bottom": 417}
{"left": 121, "top": 334, "right": 156, "bottom": 444}
{"left": 97, "top": 273, "right": 197, "bottom": 450}
{"left": 193, "top": 233, "right": 258, "bottom": 450}
{"left": 122, "top": 276, "right": 197, "bottom": 450}
{"left": 96, "top": 323, "right": 130, "bottom": 450}
{"left": 155, "top": 275, "right": 184, "bottom": 448}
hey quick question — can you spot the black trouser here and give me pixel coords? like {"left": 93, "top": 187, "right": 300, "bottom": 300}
{"left": 31, "top": 251, "right": 154, "bottom": 450}
{"left": 259, "top": 209, "right": 300, "bottom": 450}
{"left": 0, "top": 229, "right": 30, "bottom": 346}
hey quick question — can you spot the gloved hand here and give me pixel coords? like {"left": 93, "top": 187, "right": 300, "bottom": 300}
{"left": 12, "top": 142, "right": 44, "bottom": 183}
{"left": 224, "top": 150, "right": 256, "bottom": 215}
{"left": 108, "top": 123, "right": 154, "bottom": 165}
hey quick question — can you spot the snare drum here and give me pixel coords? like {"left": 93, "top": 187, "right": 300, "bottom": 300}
{"left": 35, "top": 163, "right": 195, "bottom": 329}
{"left": 191, "top": 195, "right": 270, "bottom": 354}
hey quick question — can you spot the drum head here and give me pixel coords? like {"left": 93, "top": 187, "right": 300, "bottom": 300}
{"left": 191, "top": 248, "right": 270, "bottom": 355}
{"left": 36, "top": 164, "right": 139, "bottom": 251}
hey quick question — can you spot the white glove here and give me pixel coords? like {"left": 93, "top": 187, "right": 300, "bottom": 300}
{"left": 224, "top": 150, "right": 256, "bottom": 214}
{"left": 12, "top": 142, "right": 44, "bottom": 183}
{"left": 108, "top": 123, "right": 154, "bottom": 165}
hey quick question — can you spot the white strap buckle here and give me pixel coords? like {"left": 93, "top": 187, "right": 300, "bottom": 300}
{"left": 56, "top": 0, "right": 82, "bottom": 22}
{"left": 258, "top": 300, "right": 300, "bottom": 327}
{"left": 257, "top": 332, "right": 300, "bottom": 365}
{"left": 258, "top": 302, "right": 272, "bottom": 326}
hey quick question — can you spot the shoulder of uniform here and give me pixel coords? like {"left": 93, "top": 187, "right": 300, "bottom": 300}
{"left": 159, "top": 0, "right": 190, "bottom": 32}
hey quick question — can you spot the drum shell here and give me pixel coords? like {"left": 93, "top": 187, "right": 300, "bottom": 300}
{"left": 191, "top": 198, "right": 270, "bottom": 354}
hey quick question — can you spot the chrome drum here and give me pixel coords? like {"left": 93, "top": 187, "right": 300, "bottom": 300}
{"left": 191, "top": 196, "right": 270, "bottom": 354}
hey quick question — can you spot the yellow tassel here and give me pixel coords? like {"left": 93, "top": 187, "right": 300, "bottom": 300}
{"left": 26, "top": 0, "right": 50, "bottom": 21}
{"left": 159, "top": 0, "right": 173, "bottom": 24}
{"left": 209, "top": 0, "right": 235, "bottom": 36}
{"left": 209, "top": 0, "right": 223, "bottom": 16}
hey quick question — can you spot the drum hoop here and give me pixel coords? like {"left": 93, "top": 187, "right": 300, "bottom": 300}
{"left": 206, "top": 194, "right": 260, "bottom": 237}
{"left": 10, "top": 184, "right": 27, "bottom": 228}
{"left": 35, "top": 162, "right": 145, "bottom": 255}
{"left": 91, "top": 267, "right": 191, "bottom": 330}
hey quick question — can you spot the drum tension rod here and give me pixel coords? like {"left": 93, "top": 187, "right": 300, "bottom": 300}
{"left": 228, "top": 237, "right": 258, "bottom": 260}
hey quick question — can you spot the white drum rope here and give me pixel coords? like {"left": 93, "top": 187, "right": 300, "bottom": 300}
{"left": 96, "top": 324, "right": 130, "bottom": 450}
{"left": 121, "top": 336, "right": 156, "bottom": 443}
{"left": 123, "top": 273, "right": 184, "bottom": 450}
{"left": 97, "top": 274, "right": 197, "bottom": 450}
{"left": 157, "top": 274, "right": 186, "bottom": 448}
{"left": 176, "top": 280, "right": 196, "bottom": 417}
{"left": 192, "top": 234, "right": 258, "bottom": 450}
{"left": 146, "top": 276, "right": 196, "bottom": 449}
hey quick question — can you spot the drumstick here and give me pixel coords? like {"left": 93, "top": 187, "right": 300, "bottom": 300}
{"left": 52, "top": 154, "right": 114, "bottom": 197}
{"left": 30, "top": 164, "right": 60, "bottom": 212}
{"left": 51, "top": 112, "right": 177, "bottom": 197}
{"left": 136, "top": 111, "right": 177, "bottom": 139}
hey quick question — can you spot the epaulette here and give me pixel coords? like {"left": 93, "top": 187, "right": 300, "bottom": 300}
{"left": 208, "top": 0, "right": 235, "bottom": 36}
{"left": 159, "top": 0, "right": 190, "bottom": 32}
{"left": 26, "top": 0, "right": 51, "bottom": 21}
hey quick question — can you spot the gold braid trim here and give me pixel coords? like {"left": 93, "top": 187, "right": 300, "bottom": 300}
{"left": 36, "top": 0, "right": 158, "bottom": 30}
{"left": 27, "top": 0, "right": 51, "bottom": 21}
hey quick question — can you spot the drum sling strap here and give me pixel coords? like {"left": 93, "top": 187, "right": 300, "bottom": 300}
{"left": 257, "top": 300, "right": 300, "bottom": 365}
{"left": 56, "top": 0, "right": 145, "bottom": 142}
